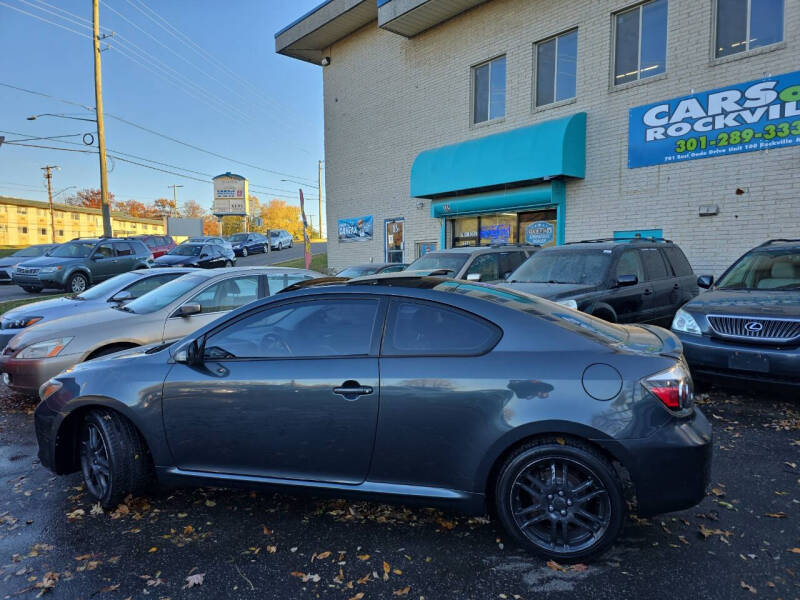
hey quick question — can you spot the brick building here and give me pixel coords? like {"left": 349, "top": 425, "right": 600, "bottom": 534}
{"left": 277, "top": 0, "right": 800, "bottom": 275}
{"left": 0, "top": 196, "right": 165, "bottom": 246}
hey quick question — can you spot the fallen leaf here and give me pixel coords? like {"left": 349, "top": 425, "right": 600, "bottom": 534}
{"left": 262, "top": 524, "right": 273, "bottom": 535}
{"left": 546, "top": 560, "right": 568, "bottom": 572}
{"left": 393, "top": 586, "right": 411, "bottom": 596}
{"left": 349, "top": 594, "right": 365, "bottom": 600}
{"left": 90, "top": 503, "right": 104, "bottom": 517}
{"left": 383, "top": 560, "right": 390, "bottom": 581}
{"left": 790, "top": 548, "right": 800, "bottom": 554}
{"left": 99, "top": 583, "right": 120, "bottom": 593}
{"left": 710, "top": 487, "right": 725, "bottom": 497}
{"left": 290, "top": 571, "right": 306, "bottom": 579}
{"left": 571, "top": 563, "right": 589, "bottom": 572}
{"left": 148, "top": 547, "right": 158, "bottom": 553}
{"left": 316, "top": 551, "right": 331, "bottom": 560}
{"left": 740, "top": 581, "right": 756, "bottom": 594}
{"left": 764, "top": 512, "right": 787, "bottom": 518}
{"left": 357, "top": 554, "right": 370, "bottom": 561}
{"left": 266, "top": 545, "right": 277, "bottom": 553}
{"left": 184, "top": 573, "right": 205, "bottom": 588}
{"left": 555, "top": 437, "right": 565, "bottom": 445}
{"left": 35, "top": 571, "right": 59, "bottom": 593}
{"left": 109, "top": 504, "right": 129, "bottom": 519}
{"left": 205, "top": 500, "right": 216, "bottom": 507}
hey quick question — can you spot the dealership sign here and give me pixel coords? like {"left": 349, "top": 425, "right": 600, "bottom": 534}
{"left": 525, "top": 221, "right": 555, "bottom": 246}
{"left": 629, "top": 70, "right": 800, "bottom": 168}
{"left": 338, "top": 215, "right": 373, "bottom": 242}
{"left": 212, "top": 173, "right": 249, "bottom": 216}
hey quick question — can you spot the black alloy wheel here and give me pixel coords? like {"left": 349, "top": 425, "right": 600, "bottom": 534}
{"left": 80, "top": 421, "right": 112, "bottom": 501}
{"left": 495, "top": 439, "right": 624, "bottom": 561}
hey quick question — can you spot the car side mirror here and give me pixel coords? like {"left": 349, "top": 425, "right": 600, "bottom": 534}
{"left": 466, "top": 273, "right": 481, "bottom": 282}
{"left": 617, "top": 274, "right": 638, "bottom": 287}
{"left": 177, "top": 302, "right": 201, "bottom": 317}
{"left": 110, "top": 290, "right": 132, "bottom": 303}
{"left": 697, "top": 275, "right": 714, "bottom": 289}
{"left": 200, "top": 253, "right": 209, "bottom": 258}
{"left": 176, "top": 336, "right": 205, "bottom": 365}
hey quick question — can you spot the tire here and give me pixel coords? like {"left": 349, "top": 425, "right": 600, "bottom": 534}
{"left": 242, "top": 247, "right": 248, "bottom": 257}
{"left": 21, "top": 286, "right": 41, "bottom": 294}
{"left": 66, "top": 272, "right": 89, "bottom": 294}
{"left": 289, "top": 240, "right": 293, "bottom": 248}
{"left": 494, "top": 438, "right": 625, "bottom": 562}
{"left": 263, "top": 244, "right": 268, "bottom": 254}
{"left": 224, "top": 260, "right": 233, "bottom": 268}
{"left": 79, "top": 409, "right": 152, "bottom": 509}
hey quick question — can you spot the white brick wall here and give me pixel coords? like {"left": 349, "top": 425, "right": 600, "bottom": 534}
{"left": 321, "top": 0, "right": 800, "bottom": 275}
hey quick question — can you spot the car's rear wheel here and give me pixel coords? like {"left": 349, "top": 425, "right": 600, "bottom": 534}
{"left": 494, "top": 438, "right": 625, "bottom": 562}
{"left": 263, "top": 244, "right": 268, "bottom": 253}
{"left": 225, "top": 260, "right": 233, "bottom": 268}
{"left": 79, "top": 409, "right": 152, "bottom": 508}
{"left": 242, "top": 247, "right": 248, "bottom": 257}
{"left": 67, "top": 272, "right": 88, "bottom": 293}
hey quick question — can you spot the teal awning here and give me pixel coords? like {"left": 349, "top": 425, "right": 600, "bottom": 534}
{"left": 410, "top": 113, "right": 586, "bottom": 199}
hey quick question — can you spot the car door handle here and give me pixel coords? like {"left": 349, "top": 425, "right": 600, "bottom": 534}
{"left": 333, "top": 381, "right": 373, "bottom": 399}
{"left": 642, "top": 288, "right": 653, "bottom": 295}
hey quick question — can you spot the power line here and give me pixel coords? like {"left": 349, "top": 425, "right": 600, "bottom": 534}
{"left": 0, "top": 0, "right": 93, "bottom": 40}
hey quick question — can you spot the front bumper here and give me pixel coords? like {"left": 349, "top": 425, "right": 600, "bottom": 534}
{"left": 598, "top": 408, "right": 713, "bottom": 517}
{"left": 0, "top": 352, "right": 82, "bottom": 392}
{"left": 675, "top": 331, "right": 800, "bottom": 386}
{"left": 12, "top": 272, "right": 65, "bottom": 289}
{"left": 34, "top": 399, "right": 61, "bottom": 471}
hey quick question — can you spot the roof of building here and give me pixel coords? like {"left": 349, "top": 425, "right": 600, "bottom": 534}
{"left": 0, "top": 196, "right": 164, "bottom": 225}
{"left": 212, "top": 172, "right": 246, "bottom": 180}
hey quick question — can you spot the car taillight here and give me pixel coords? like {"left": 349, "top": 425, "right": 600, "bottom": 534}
{"left": 642, "top": 362, "right": 693, "bottom": 411}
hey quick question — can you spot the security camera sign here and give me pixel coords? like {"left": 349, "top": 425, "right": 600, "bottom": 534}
{"left": 628, "top": 69, "right": 800, "bottom": 168}
{"left": 212, "top": 174, "right": 249, "bottom": 216}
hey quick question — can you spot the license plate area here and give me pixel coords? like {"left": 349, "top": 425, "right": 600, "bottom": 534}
{"left": 728, "top": 351, "right": 769, "bottom": 373}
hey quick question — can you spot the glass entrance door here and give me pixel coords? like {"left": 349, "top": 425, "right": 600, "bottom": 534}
{"left": 385, "top": 218, "right": 404, "bottom": 263}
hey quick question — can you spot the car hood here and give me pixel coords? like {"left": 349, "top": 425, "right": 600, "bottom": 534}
{"left": 0, "top": 256, "right": 25, "bottom": 268}
{"left": 501, "top": 281, "right": 596, "bottom": 300}
{"left": 155, "top": 255, "right": 198, "bottom": 266}
{"left": 6, "top": 306, "right": 138, "bottom": 351}
{"left": 683, "top": 288, "right": 800, "bottom": 318}
{"left": 2, "top": 296, "right": 100, "bottom": 322}
{"left": 13, "top": 256, "right": 77, "bottom": 268}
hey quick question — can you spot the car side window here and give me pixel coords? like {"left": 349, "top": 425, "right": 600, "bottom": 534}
{"left": 125, "top": 273, "right": 182, "bottom": 298}
{"left": 640, "top": 248, "right": 669, "bottom": 280}
{"left": 202, "top": 298, "right": 380, "bottom": 359}
{"left": 499, "top": 252, "right": 527, "bottom": 279}
{"left": 188, "top": 276, "right": 260, "bottom": 313}
{"left": 94, "top": 242, "right": 115, "bottom": 259}
{"left": 114, "top": 242, "right": 134, "bottom": 256}
{"left": 616, "top": 250, "right": 645, "bottom": 282}
{"left": 663, "top": 246, "right": 694, "bottom": 276}
{"left": 466, "top": 254, "right": 501, "bottom": 281}
{"left": 382, "top": 299, "right": 501, "bottom": 356}
{"left": 266, "top": 273, "right": 313, "bottom": 295}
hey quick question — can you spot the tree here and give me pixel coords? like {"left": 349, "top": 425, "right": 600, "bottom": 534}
{"left": 68, "top": 188, "right": 115, "bottom": 209}
{"left": 154, "top": 197, "right": 177, "bottom": 216}
{"left": 261, "top": 199, "right": 303, "bottom": 239}
{"left": 202, "top": 214, "right": 220, "bottom": 235}
{"left": 181, "top": 199, "right": 207, "bottom": 219}
{"left": 114, "top": 199, "right": 160, "bottom": 219}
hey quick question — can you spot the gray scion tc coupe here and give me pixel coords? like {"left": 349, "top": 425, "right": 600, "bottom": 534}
{"left": 34, "top": 274, "right": 712, "bottom": 561}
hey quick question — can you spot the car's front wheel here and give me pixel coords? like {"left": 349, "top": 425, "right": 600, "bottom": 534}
{"left": 67, "top": 272, "right": 88, "bottom": 293}
{"left": 242, "top": 247, "right": 248, "bottom": 257}
{"left": 494, "top": 438, "right": 625, "bottom": 562}
{"left": 79, "top": 409, "right": 152, "bottom": 508}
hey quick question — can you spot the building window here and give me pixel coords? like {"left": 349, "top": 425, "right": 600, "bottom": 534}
{"left": 614, "top": 0, "right": 667, "bottom": 86}
{"left": 72, "top": 213, "right": 80, "bottom": 220}
{"left": 40, "top": 228, "right": 47, "bottom": 236}
{"left": 535, "top": 30, "right": 578, "bottom": 106}
{"left": 58, "top": 230, "right": 64, "bottom": 237}
{"left": 21, "top": 227, "right": 28, "bottom": 234}
{"left": 715, "top": 0, "right": 783, "bottom": 57}
{"left": 18, "top": 207, "right": 27, "bottom": 215}
{"left": 472, "top": 55, "right": 506, "bottom": 124}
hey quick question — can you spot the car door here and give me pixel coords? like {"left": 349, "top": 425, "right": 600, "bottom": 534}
{"left": 196, "top": 245, "right": 214, "bottom": 268}
{"left": 161, "top": 274, "right": 263, "bottom": 341}
{"left": 639, "top": 247, "right": 673, "bottom": 324}
{"left": 112, "top": 242, "right": 137, "bottom": 273}
{"left": 464, "top": 253, "right": 501, "bottom": 282}
{"left": 606, "top": 249, "right": 650, "bottom": 323}
{"left": 161, "top": 295, "right": 384, "bottom": 483}
{"left": 89, "top": 241, "right": 118, "bottom": 281}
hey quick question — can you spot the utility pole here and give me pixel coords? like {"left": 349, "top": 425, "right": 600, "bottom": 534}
{"left": 93, "top": 0, "right": 112, "bottom": 237}
{"left": 167, "top": 184, "right": 183, "bottom": 214}
{"left": 42, "top": 165, "right": 58, "bottom": 243}
{"left": 317, "top": 160, "right": 323, "bottom": 239}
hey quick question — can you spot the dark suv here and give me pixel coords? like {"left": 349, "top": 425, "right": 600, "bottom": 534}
{"left": 12, "top": 237, "right": 152, "bottom": 293}
{"left": 404, "top": 244, "right": 538, "bottom": 283}
{"left": 672, "top": 239, "right": 800, "bottom": 387}
{"left": 503, "top": 238, "right": 699, "bottom": 325}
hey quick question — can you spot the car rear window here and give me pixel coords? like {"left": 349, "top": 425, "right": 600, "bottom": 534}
{"left": 640, "top": 248, "right": 669, "bottom": 280}
{"left": 663, "top": 246, "right": 694, "bottom": 276}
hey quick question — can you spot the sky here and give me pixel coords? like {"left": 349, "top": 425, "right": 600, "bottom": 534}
{"left": 0, "top": 0, "right": 324, "bottom": 216}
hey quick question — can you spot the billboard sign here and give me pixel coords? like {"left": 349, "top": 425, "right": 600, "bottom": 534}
{"left": 628, "top": 70, "right": 800, "bottom": 168}
{"left": 212, "top": 173, "right": 249, "bottom": 216}
{"left": 338, "top": 215, "right": 373, "bottom": 242}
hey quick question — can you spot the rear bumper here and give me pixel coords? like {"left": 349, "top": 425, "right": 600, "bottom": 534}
{"left": 597, "top": 408, "right": 713, "bottom": 517}
{"left": 0, "top": 352, "right": 82, "bottom": 392}
{"left": 675, "top": 331, "right": 800, "bottom": 386}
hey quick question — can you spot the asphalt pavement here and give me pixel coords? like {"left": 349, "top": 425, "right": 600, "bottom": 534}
{"left": 0, "top": 242, "right": 328, "bottom": 302}
{"left": 1, "top": 384, "right": 798, "bottom": 600}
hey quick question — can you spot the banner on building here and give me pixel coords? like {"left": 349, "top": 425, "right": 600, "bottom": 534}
{"left": 524, "top": 221, "right": 555, "bottom": 246}
{"left": 338, "top": 215, "right": 373, "bottom": 242}
{"left": 628, "top": 70, "right": 800, "bottom": 168}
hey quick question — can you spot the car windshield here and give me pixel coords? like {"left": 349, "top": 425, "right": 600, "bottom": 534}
{"left": 270, "top": 231, "right": 280, "bottom": 237}
{"left": 229, "top": 234, "right": 248, "bottom": 242}
{"left": 124, "top": 274, "right": 208, "bottom": 314}
{"left": 509, "top": 250, "right": 611, "bottom": 285}
{"left": 171, "top": 245, "right": 203, "bottom": 256}
{"left": 717, "top": 249, "right": 800, "bottom": 290}
{"left": 48, "top": 242, "right": 95, "bottom": 258}
{"left": 14, "top": 245, "right": 51, "bottom": 257}
{"left": 77, "top": 271, "right": 142, "bottom": 300}
{"left": 406, "top": 253, "right": 469, "bottom": 275}
{"left": 338, "top": 265, "right": 380, "bottom": 278}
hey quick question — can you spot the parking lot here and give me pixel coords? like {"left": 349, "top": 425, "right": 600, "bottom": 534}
{"left": 1, "top": 383, "right": 797, "bottom": 600}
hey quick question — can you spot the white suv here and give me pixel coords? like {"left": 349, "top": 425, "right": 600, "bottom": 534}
{"left": 270, "top": 229, "right": 294, "bottom": 250}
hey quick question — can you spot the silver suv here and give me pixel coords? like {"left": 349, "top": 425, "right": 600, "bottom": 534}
{"left": 404, "top": 244, "right": 538, "bottom": 283}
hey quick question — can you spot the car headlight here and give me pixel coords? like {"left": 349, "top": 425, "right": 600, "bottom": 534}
{"left": 16, "top": 337, "right": 74, "bottom": 359}
{"left": 556, "top": 299, "right": 578, "bottom": 310}
{"left": 39, "top": 379, "right": 63, "bottom": 401}
{"left": 671, "top": 309, "right": 702, "bottom": 335}
{"left": 3, "top": 316, "right": 42, "bottom": 329}
{"left": 38, "top": 266, "right": 63, "bottom": 274}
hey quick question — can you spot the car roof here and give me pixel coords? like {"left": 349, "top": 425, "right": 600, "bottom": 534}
{"left": 424, "top": 245, "right": 537, "bottom": 254}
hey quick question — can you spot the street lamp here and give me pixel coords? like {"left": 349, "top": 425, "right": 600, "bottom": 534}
{"left": 280, "top": 178, "right": 318, "bottom": 189}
